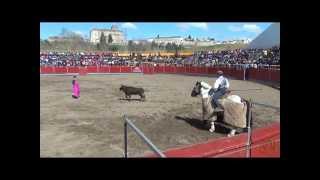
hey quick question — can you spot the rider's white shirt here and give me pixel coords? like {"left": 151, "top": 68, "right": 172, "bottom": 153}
{"left": 214, "top": 75, "right": 230, "bottom": 89}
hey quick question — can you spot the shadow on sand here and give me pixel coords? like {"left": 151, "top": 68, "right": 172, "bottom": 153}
{"left": 175, "top": 116, "right": 230, "bottom": 134}
{"left": 119, "top": 98, "right": 144, "bottom": 102}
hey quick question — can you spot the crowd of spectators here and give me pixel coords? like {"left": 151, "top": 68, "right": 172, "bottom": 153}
{"left": 193, "top": 46, "right": 280, "bottom": 68}
{"left": 40, "top": 46, "right": 280, "bottom": 69}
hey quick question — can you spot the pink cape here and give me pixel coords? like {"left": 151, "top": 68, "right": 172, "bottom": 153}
{"left": 72, "top": 81, "right": 80, "bottom": 97}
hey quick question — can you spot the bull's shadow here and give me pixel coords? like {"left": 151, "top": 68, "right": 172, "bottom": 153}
{"left": 175, "top": 116, "right": 230, "bottom": 134}
{"left": 119, "top": 98, "right": 144, "bottom": 102}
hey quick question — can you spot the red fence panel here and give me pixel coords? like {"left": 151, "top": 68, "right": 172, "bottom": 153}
{"left": 86, "top": 66, "right": 98, "bottom": 73}
{"left": 176, "top": 67, "right": 185, "bottom": 74}
{"left": 170, "top": 66, "right": 176, "bottom": 73}
{"left": 110, "top": 66, "right": 121, "bottom": 73}
{"left": 190, "top": 66, "right": 197, "bottom": 74}
{"left": 120, "top": 66, "right": 132, "bottom": 73}
{"left": 160, "top": 66, "right": 164, "bottom": 73}
{"left": 198, "top": 67, "right": 207, "bottom": 74}
{"left": 145, "top": 123, "right": 280, "bottom": 157}
{"left": 98, "top": 66, "right": 110, "bottom": 73}
{"left": 207, "top": 67, "right": 217, "bottom": 74}
{"left": 164, "top": 66, "right": 171, "bottom": 73}
{"left": 164, "top": 65, "right": 174, "bottom": 73}
{"left": 39, "top": 65, "right": 279, "bottom": 83}
{"left": 55, "top": 67, "right": 68, "bottom": 73}
{"left": 269, "top": 69, "right": 280, "bottom": 82}
{"left": 67, "top": 66, "right": 80, "bottom": 73}
{"left": 154, "top": 66, "right": 159, "bottom": 73}
{"left": 40, "top": 66, "right": 54, "bottom": 74}
{"left": 248, "top": 69, "right": 259, "bottom": 81}
{"left": 231, "top": 69, "right": 244, "bottom": 80}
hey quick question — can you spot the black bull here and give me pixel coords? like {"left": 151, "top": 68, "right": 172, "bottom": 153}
{"left": 120, "top": 85, "right": 146, "bottom": 101}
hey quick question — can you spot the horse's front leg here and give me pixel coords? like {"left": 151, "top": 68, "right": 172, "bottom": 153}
{"left": 228, "top": 129, "right": 236, "bottom": 137}
{"left": 209, "top": 121, "right": 215, "bottom": 132}
{"left": 209, "top": 115, "right": 217, "bottom": 132}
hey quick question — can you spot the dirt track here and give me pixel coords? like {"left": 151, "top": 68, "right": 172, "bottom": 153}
{"left": 40, "top": 74, "right": 280, "bottom": 157}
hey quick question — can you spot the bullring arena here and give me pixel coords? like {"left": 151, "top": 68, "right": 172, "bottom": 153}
{"left": 40, "top": 66, "right": 280, "bottom": 157}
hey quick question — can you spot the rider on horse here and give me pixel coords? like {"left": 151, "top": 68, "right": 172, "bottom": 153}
{"left": 210, "top": 70, "right": 230, "bottom": 111}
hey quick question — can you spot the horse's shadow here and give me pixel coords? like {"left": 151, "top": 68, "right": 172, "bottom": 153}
{"left": 119, "top": 98, "right": 144, "bottom": 102}
{"left": 175, "top": 116, "right": 230, "bottom": 134}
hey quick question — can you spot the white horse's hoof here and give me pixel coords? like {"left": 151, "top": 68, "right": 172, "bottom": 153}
{"left": 227, "top": 129, "right": 236, "bottom": 137}
{"left": 209, "top": 123, "right": 215, "bottom": 132}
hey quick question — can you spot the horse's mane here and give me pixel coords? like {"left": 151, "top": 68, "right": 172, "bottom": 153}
{"left": 200, "top": 81, "right": 212, "bottom": 89}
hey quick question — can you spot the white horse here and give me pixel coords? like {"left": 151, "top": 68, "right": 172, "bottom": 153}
{"left": 191, "top": 81, "right": 244, "bottom": 136}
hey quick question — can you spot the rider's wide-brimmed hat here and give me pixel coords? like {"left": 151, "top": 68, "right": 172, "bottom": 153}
{"left": 217, "top": 70, "right": 223, "bottom": 75}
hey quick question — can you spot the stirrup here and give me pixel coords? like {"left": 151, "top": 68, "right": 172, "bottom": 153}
{"left": 214, "top": 107, "right": 224, "bottom": 112}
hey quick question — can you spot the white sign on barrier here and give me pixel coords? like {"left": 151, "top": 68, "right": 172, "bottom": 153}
{"left": 133, "top": 67, "right": 142, "bottom": 73}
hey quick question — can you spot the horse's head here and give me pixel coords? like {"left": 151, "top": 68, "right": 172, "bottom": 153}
{"left": 119, "top": 85, "right": 125, "bottom": 91}
{"left": 191, "top": 81, "right": 202, "bottom": 97}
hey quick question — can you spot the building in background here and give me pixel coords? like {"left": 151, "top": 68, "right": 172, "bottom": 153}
{"left": 90, "top": 25, "right": 126, "bottom": 45}
{"left": 153, "top": 36, "right": 184, "bottom": 45}
{"left": 47, "top": 36, "right": 83, "bottom": 42}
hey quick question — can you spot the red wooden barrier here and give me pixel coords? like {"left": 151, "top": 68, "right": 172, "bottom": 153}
{"left": 39, "top": 65, "right": 279, "bottom": 83}
{"left": 247, "top": 68, "right": 280, "bottom": 82}
{"left": 110, "top": 66, "right": 121, "bottom": 73}
{"left": 55, "top": 67, "right": 68, "bottom": 73}
{"left": 145, "top": 122, "right": 280, "bottom": 157}
{"left": 67, "top": 66, "right": 80, "bottom": 73}
{"left": 79, "top": 67, "right": 88, "bottom": 75}
{"left": 41, "top": 66, "right": 55, "bottom": 73}
{"left": 98, "top": 66, "right": 110, "bottom": 73}
{"left": 121, "top": 66, "right": 132, "bottom": 73}
{"left": 176, "top": 66, "right": 185, "bottom": 74}
{"left": 269, "top": 69, "right": 280, "bottom": 82}
{"left": 86, "top": 66, "right": 98, "bottom": 73}
{"left": 207, "top": 67, "right": 216, "bottom": 74}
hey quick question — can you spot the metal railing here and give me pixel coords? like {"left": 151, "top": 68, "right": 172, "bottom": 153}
{"left": 245, "top": 100, "right": 280, "bottom": 157}
{"left": 246, "top": 99, "right": 252, "bottom": 157}
{"left": 123, "top": 115, "right": 166, "bottom": 158}
{"left": 252, "top": 102, "right": 280, "bottom": 111}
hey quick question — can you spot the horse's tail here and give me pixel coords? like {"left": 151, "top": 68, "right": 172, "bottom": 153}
{"left": 241, "top": 98, "right": 252, "bottom": 128}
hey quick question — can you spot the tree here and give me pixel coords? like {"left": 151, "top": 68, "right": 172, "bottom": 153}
{"left": 98, "top": 33, "right": 107, "bottom": 50}
{"left": 188, "top": 35, "right": 192, "bottom": 40}
{"left": 151, "top": 41, "right": 157, "bottom": 50}
{"left": 166, "top": 43, "right": 172, "bottom": 51}
{"left": 109, "top": 45, "right": 119, "bottom": 51}
{"left": 108, "top": 34, "right": 113, "bottom": 44}
{"left": 128, "top": 40, "right": 134, "bottom": 51}
{"left": 157, "top": 34, "right": 160, "bottom": 38}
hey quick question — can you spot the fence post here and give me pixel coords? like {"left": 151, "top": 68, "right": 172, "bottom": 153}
{"left": 124, "top": 120, "right": 128, "bottom": 158}
{"left": 246, "top": 99, "right": 252, "bottom": 158}
{"left": 243, "top": 67, "right": 246, "bottom": 81}
{"left": 269, "top": 69, "right": 272, "bottom": 82}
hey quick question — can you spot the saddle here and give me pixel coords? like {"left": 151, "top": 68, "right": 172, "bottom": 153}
{"left": 220, "top": 89, "right": 231, "bottom": 99}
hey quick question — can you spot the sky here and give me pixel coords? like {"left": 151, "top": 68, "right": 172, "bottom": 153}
{"left": 40, "top": 22, "right": 273, "bottom": 41}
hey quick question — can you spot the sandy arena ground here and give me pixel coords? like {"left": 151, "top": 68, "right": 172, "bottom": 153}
{"left": 40, "top": 74, "right": 280, "bottom": 157}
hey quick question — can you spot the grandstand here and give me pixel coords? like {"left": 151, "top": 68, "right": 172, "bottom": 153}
{"left": 247, "top": 23, "right": 280, "bottom": 49}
